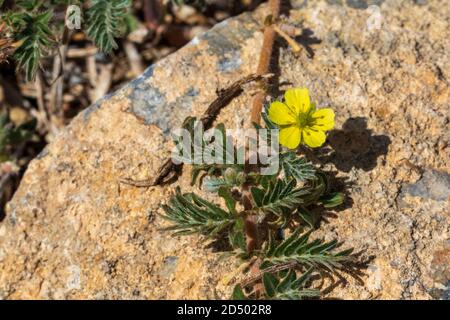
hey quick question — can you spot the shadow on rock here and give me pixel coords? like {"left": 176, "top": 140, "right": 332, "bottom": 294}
{"left": 319, "top": 250, "right": 376, "bottom": 298}
{"left": 0, "top": 172, "right": 20, "bottom": 222}
{"left": 295, "top": 28, "right": 322, "bottom": 59}
{"left": 311, "top": 170, "right": 355, "bottom": 226}
{"left": 323, "top": 117, "right": 391, "bottom": 173}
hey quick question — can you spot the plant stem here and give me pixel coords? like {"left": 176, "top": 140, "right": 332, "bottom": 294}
{"left": 144, "top": 0, "right": 162, "bottom": 31}
{"left": 245, "top": 0, "right": 281, "bottom": 253}
{"left": 250, "top": 0, "right": 281, "bottom": 125}
{"left": 243, "top": 3, "right": 281, "bottom": 292}
{"left": 273, "top": 25, "right": 302, "bottom": 53}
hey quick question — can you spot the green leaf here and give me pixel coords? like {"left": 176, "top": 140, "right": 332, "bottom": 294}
{"left": 12, "top": 11, "right": 54, "bottom": 81}
{"left": 161, "top": 187, "right": 236, "bottom": 237}
{"left": 86, "top": 0, "right": 132, "bottom": 53}
{"left": 228, "top": 217, "right": 246, "bottom": 252}
{"left": 202, "top": 176, "right": 227, "bottom": 193}
{"left": 275, "top": 268, "right": 320, "bottom": 300}
{"left": 319, "top": 192, "right": 345, "bottom": 208}
{"left": 191, "top": 167, "right": 202, "bottom": 186}
{"left": 336, "top": 248, "right": 354, "bottom": 257}
{"left": 262, "top": 273, "right": 279, "bottom": 298}
{"left": 300, "top": 172, "right": 329, "bottom": 206}
{"left": 293, "top": 267, "right": 314, "bottom": 287}
{"left": 264, "top": 232, "right": 277, "bottom": 257}
{"left": 262, "top": 230, "right": 353, "bottom": 272}
{"left": 281, "top": 152, "right": 316, "bottom": 182}
{"left": 297, "top": 206, "right": 315, "bottom": 228}
{"left": 218, "top": 187, "right": 236, "bottom": 215}
{"left": 252, "top": 179, "right": 309, "bottom": 225}
{"left": 250, "top": 187, "right": 264, "bottom": 207}
{"left": 276, "top": 269, "right": 296, "bottom": 293}
{"left": 16, "top": 0, "right": 43, "bottom": 11}
{"left": 261, "top": 268, "right": 320, "bottom": 300}
{"left": 258, "top": 173, "right": 277, "bottom": 190}
{"left": 232, "top": 285, "right": 247, "bottom": 300}
{"left": 182, "top": 120, "right": 243, "bottom": 187}
{"left": 124, "top": 12, "right": 138, "bottom": 33}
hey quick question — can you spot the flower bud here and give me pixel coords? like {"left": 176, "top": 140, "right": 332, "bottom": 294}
{"left": 223, "top": 167, "right": 237, "bottom": 184}
{"left": 236, "top": 172, "right": 246, "bottom": 185}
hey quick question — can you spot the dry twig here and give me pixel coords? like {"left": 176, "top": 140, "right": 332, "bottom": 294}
{"left": 87, "top": 56, "right": 113, "bottom": 103}
{"left": 123, "top": 40, "right": 145, "bottom": 77}
{"left": 49, "top": 28, "right": 72, "bottom": 125}
{"left": 66, "top": 46, "right": 98, "bottom": 58}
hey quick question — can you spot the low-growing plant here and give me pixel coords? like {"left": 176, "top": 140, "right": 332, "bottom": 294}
{"left": 0, "top": 0, "right": 135, "bottom": 81}
{"left": 160, "top": 88, "right": 357, "bottom": 300}
{"left": 0, "top": 0, "right": 211, "bottom": 81}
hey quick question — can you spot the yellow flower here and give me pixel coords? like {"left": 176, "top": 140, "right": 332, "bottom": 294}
{"left": 268, "top": 88, "right": 335, "bottom": 149}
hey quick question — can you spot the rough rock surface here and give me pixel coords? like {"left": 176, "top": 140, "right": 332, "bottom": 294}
{"left": 0, "top": 0, "right": 449, "bottom": 299}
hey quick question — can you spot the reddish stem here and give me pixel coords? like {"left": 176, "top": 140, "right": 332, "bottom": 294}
{"left": 144, "top": 0, "right": 162, "bottom": 31}
{"left": 245, "top": 0, "right": 281, "bottom": 254}
{"left": 250, "top": 0, "right": 281, "bottom": 125}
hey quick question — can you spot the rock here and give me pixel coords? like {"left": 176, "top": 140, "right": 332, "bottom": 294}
{"left": 0, "top": 0, "right": 449, "bottom": 299}
{"left": 429, "top": 246, "right": 450, "bottom": 299}
{"left": 401, "top": 169, "right": 450, "bottom": 202}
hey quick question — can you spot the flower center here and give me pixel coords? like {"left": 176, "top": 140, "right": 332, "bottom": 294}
{"left": 297, "top": 113, "right": 311, "bottom": 128}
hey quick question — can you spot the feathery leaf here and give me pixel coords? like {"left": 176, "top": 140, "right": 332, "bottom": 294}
{"left": 161, "top": 187, "right": 236, "bottom": 237}
{"left": 232, "top": 284, "right": 247, "bottom": 300}
{"left": 281, "top": 152, "right": 316, "bottom": 182}
{"left": 319, "top": 192, "right": 345, "bottom": 208}
{"left": 86, "top": 0, "right": 131, "bottom": 53}
{"left": 251, "top": 178, "right": 309, "bottom": 225}
{"left": 262, "top": 229, "right": 353, "bottom": 272}
{"left": 273, "top": 269, "right": 320, "bottom": 300}
{"left": 12, "top": 11, "right": 54, "bottom": 81}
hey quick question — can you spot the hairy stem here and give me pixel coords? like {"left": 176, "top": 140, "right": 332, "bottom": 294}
{"left": 245, "top": 0, "right": 281, "bottom": 254}
{"left": 250, "top": 0, "right": 281, "bottom": 125}
{"left": 242, "top": 3, "right": 281, "bottom": 296}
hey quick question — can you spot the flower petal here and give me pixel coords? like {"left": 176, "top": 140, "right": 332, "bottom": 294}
{"left": 311, "top": 108, "right": 335, "bottom": 131}
{"left": 268, "top": 101, "right": 296, "bottom": 125}
{"left": 279, "top": 126, "right": 301, "bottom": 149}
{"left": 302, "top": 128, "right": 326, "bottom": 148}
{"left": 284, "top": 88, "right": 311, "bottom": 114}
